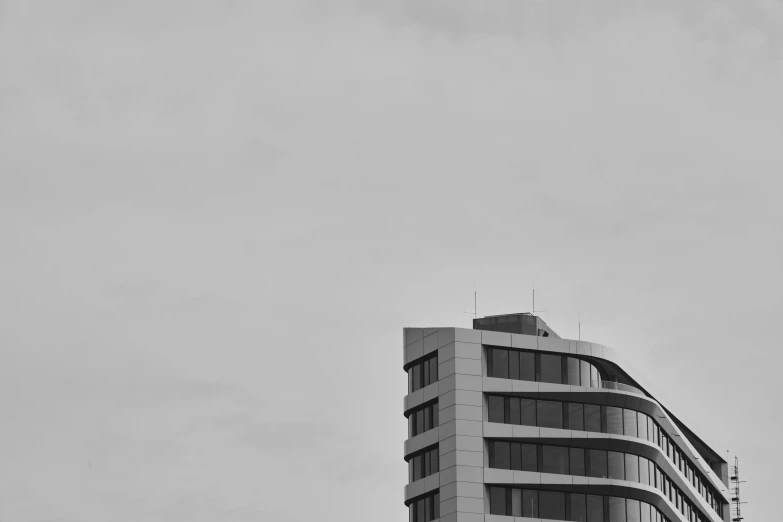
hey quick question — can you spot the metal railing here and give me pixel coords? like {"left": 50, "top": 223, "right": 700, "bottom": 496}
{"left": 599, "top": 380, "right": 645, "bottom": 395}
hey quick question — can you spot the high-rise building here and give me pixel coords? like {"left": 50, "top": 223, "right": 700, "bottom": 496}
{"left": 403, "top": 313, "right": 730, "bottom": 522}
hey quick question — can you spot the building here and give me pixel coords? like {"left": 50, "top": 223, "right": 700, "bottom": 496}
{"left": 403, "top": 313, "right": 731, "bottom": 522}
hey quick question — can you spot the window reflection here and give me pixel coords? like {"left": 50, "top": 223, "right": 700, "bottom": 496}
{"left": 483, "top": 395, "right": 725, "bottom": 520}
{"left": 407, "top": 353, "right": 438, "bottom": 393}
{"left": 488, "top": 488, "right": 670, "bottom": 522}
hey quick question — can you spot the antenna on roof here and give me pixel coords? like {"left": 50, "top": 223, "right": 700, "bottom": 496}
{"left": 578, "top": 312, "right": 581, "bottom": 341}
{"left": 731, "top": 455, "right": 747, "bottom": 522}
{"left": 532, "top": 278, "right": 547, "bottom": 315}
{"left": 463, "top": 281, "right": 477, "bottom": 320}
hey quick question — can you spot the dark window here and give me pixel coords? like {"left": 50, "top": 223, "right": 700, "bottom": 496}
{"left": 567, "top": 357, "right": 581, "bottom": 385}
{"left": 429, "top": 358, "right": 438, "bottom": 386}
{"left": 540, "top": 354, "right": 563, "bottom": 384}
{"left": 509, "top": 397, "right": 521, "bottom": 425}
{"left": 590, "top": 365, "right": 599, "bottom": 387}
{"left": 537, "top": 400, "right": 563, "bottom": 429}
{"left": 509, "top": 350, "right": 520, "bottom": 380}
{"left": 433, "top": 493, "right": 439, "bottom": 520}
{"left": 570, "top": 493, "right": 587, "bottom": 522}
{"left": 520, "top": 398, "right": 536, "bottom": 426}
{"left": 488, "top": 396, "right": 505, "bottom": 423}
{"left": 609, "top": 497, "right": 627, "bottom": 522}
{"left": 580, "top": 360, "right": 591, "bottom": 387}
{"left": 608, "top": 451, "right": 625, "bottom": 480}
{"left": 587, "top": 494, "right": 604, "bottom": 522}
{"left": 495, "top": 441, "right": 510, "bottom": 470}
{"left": 523, "top": 489, "right": 538, "bottom": 518}
{"left": 520, "top": 352, "right": 536, "bottom": 381}
{"left": 540, "top": 491, "right": 566, "bottom": 520}
{"left": 541, "top": 445, "right": 569, "bottom": 474}
{"left": 432, "top": 406, "right": 438, "bottom": 428}
{"left": 606, "top": 406, "right": 623, "bottom": 435}
{"left": 490, "top": 487, "right": 507, "bottom": 516}
{"left": 412, "top": 365, "right": 421, "bottom": 392}
{"left": 493, "top": 348, "right": 509, "bottom": 379}
{"left": 624, "top": 409, "right": 638, "bottom": 437}
{"left": 585, "top": 404, "right": 602, "bottom": 432}
{"left": 568, "top": 403, "right": 584, "bottom": 431}
{"left": 510, "top": 442, "right": 521, "bottom": 471}
{"left": 588, "top": 449, "right": 607, "bottom": 478}
{"left": 422, "top": 359, "right": 430, "bottom": 388}
{"left": 416, "top": 410, "right": 425, "bottom": 434}
{"left": 521, "top": 444, "right": 537, "bottom": 472}
{"left": 625, "top": 498, "right": 639, "bottom": 522}
{"left": 625, "top": 454, "right": 639, "bottom": 482}
{"left": 570, "top": 447, "right": 586, "bottom": 476}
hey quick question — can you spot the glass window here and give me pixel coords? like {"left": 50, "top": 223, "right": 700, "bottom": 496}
{"left": 413, "top": 364, "right": 421, "bottom": 392}
{"left": 639, "top": 457, "right": 650, "bottom": 485}
{"left": 540, "top": 491, "right": 566, "bottom": 520}
{"left": 416, "top": 410, "right": 425, "bottom": 434}
{"left": 585, "top": 404, "right": 602, "bottom": 432}
{"left": 608, "top": 451, "right": 625, "bottom": 480}
{"left": 417, "top": 497, "right": 425, "bottom": 522}
{"left": 490, "top": 486, "right": 506, "bottom": 515}
{"left": 510, "top": 442, "right": 521, "bottom": 471}
{"left": 429, "top": 357, "right": 437, "bottom": 386}
{"left": 541, "top": 445, "right": 569, "bottom": 474}
{"left": 540, "top": 354, "right": 563, "bottom": 384}
{"left": 567, "top": 357, "right": 581, "bottom": 385}
{"left": 509, "top": 350, "right": 520, "bottom": 380}
{"left": 624, "top": 409, "right": 638, "bottom": 437}
{"left": 570, "top": 493, "right": 587, "bottom": 522}
{"left": 570, "top": 447, "right": 586, "bottom": 476}
{"left": 511, "top": 488, "right": 522, "bottom": 517}
{"left": 412, "top": 455, "right": 421, "bottom": 481}
{"left": 523, "top": 489, "right": 538, "bottom": 518}
{"left": 641, "top": 502, "right": 652, "bottom": 522}
{"left": 627, "top": 499, "right": 641, "bottom": 522}
{"left": 521, "top": 443, "right": 537, "bottom": 472}
{"left": 587, "top": 495, "right": 604, "bottom": 522}
{"left": 488, "top": 396, "right": 505, "bottom": 423}
{"left": 638, "top": 412, "right": 648, "bottom": 441}
{"left": 509, "top": 397, "right": 521, "bottom": 425}
{"left": 520, "top": 398, "right": 536, "bottom": 426}
{"left": 493, "top": 348, "right": 509, "bottom": 379}
{"left": 588, "top": 449, "right": 607, "bottom": 478}
{"left": 606, "top": 406, "right": 623, "bottom": 435}
{"left": 520, "top": 351, "right": 535, "bottom": 381}
{"left": 568, "top": 403, "right": 584, "bottom": 431}
{"left": 580, "top": 360, "right": 591, "bottom": 387}
{"left": 625, "top": 454, "right": 639, "bottom": 482}
{"left": 609, "top": 497, "right": 627, "bottom": 522}
{"left": 495, "top": 441, "right": 510, "bottom": 470}
{"left": 590, "top": 365, "right": 599, "bottom": 387}
{"left": 537, "top": 400, "right": 563, "bottom": 429}
{"left": 648, "top": 416, "right": 655, "bottom": 442}
{"left": 433, "top": 405, "right": 438, "bottom": 428}
{"left": 433, "top": 493, "right": 439, "bottom": 520}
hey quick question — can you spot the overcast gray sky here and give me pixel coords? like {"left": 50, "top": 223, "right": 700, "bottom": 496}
{"left": 0, "top": 1, "right": 780, "bottom": 521}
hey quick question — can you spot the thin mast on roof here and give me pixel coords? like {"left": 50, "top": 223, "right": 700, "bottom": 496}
{"left": 731, "top": 455, "right": 747, "bottom": 521}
